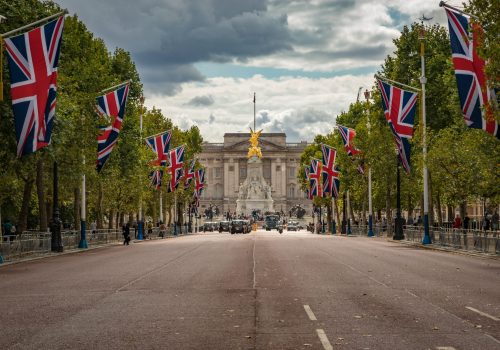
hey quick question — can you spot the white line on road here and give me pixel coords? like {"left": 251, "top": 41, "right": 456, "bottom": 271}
{"left": 303, "top": 305, "right": 317, "bottom": 321}
{"left": 316, "top": 329, "right": 333, "bottom": 350}
{"left": 252, "top": 236, "right": 256, "bottom": 289}
{"left": 465, "top": 306, "right": 500, "bottom": 321}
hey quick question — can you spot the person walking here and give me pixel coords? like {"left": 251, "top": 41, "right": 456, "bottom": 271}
{"left": 123, "top": 223, "right": 130, "bottom": 245}
{"left": 452, "top": 214, "right": 462, "bottom": 229}
{"left": 491, "top": 212, "right": 499, "bottom": 231}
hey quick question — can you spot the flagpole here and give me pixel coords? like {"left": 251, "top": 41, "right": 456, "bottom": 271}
{"left": 99, "top": 80, "right": 131, "bottom": 94}
{"left": 347, "top": 189, "right": 352, "bottom": 235}
{"left": 420, "top": 25, "right": 431, "bottom": 245}
{"left": 78, "top": 156, "right": 88, "bottom": 248}
{"left": 144, "top": 129, "right": 171, "bottom": 140}
{"left": 253, "top": 92, "right": 256, "bottom": 131}
{"left": 374, "top": 74, "right": 421, "bottom": 92}
{"left": 439, "top": 1, "right": 477, "bottom": 19}
{"left": 159, "top": 189, "right": 163, "bottom": 224}
{"left": 331, "top": 198, "right": 336, "bottom": 234}
{"left": 365, "top": 89, "right": 374, "bottom": 237}
{"left": 1, "top": 10, "right": 68, "bottom": 38}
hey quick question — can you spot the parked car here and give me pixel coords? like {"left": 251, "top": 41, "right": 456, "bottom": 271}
{"left": 203, "top": 222, "right": 215, "bottom": 232}
{"left": 219, "top": 221, "right": 230, "bottom": 233}
{"left": 287, "top": 221, "right": 299, "bottom": 231}
{"left": 231, "top": 220, "right": 248, "bottom": 234}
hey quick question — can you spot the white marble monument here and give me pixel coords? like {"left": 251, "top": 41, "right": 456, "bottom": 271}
{"left": 236, "top": 156, "right": 274, "bottom": 215}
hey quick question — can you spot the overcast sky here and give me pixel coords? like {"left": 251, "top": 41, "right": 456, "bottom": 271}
{"left": 56, "top": 0, "right": 449, "bottom": 142}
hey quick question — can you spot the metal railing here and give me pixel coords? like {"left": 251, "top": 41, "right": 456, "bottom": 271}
{"left": 0, "top": 224, "right": 197, "bottom": 263}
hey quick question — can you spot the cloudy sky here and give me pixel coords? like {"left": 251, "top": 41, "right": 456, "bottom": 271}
{"left": 56, "top": 0, "right": 450, "bottom": 142}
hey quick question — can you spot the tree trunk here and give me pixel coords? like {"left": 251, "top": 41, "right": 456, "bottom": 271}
{"left": 447, "top": 205, "right": 454, "bottom": 222}
{"left": 436, "top": 188, "right": 443, "bottom": 227}
{"left": 334, "top": 198, "right": 341, "bottom": 229}
{"left": 96, "top": 181, "right": 104, "bottom": 229}
{"left": 36, "top": 159, "right": 47, "bottom": 231}
{"left": 460, "top": 201, "right": 467, "bottom": 223}
{"left": 108, "top": 209, "right": 114, "bottom": 229}
{"left": 18, "top": 175, "right": 35, "bottom": 233}
{"left": 119, "top": 212, "right": 125, "bottom": 228}
{"left": 74, "top": 187, "right": 80, "bottom": 231}
{"left": 167, "top": 205, "right": 172, "bottom": 226}
{"left": 152, "top": 192, "right": 158, "bottom": 226}
{"left": 349, "top": 197, "right": 355, "bottom": 225}
{"left": 408, "top": 194, "right": 414, "bottom": 221}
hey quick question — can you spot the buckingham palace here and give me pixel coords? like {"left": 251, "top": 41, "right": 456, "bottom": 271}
{"left": 197, "top": 133, "right": 312, "bottom": 215}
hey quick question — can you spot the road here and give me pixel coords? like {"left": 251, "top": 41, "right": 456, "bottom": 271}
{"left": 0, "top": 230, "right": 499, "bottom": 350}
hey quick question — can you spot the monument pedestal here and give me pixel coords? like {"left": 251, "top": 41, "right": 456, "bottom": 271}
{"left": 236, "top": 156, "right": 274, "bottom": 215}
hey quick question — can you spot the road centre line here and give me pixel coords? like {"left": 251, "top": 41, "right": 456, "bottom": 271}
{"left": 303, "top": 305, "right": 317, "bottom": 321}
{"left": 316, "top": 329, "right": 333, "bottom": 350}
{"left": 465, "top": 306, "right": 500, "bottom": 321}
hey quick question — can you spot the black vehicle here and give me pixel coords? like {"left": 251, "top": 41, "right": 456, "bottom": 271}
{"left": 242, "top": 220, "right": 252, "bottom": 233}
{"left": 231, "top": 220, "right": 248, "bottom": 234}
{"left": 203, "top": 222, "right": 215, "bottom": 232}
{"left": 264, "top": 214, "right": 283, "bottom": 233}
{"left": 219, "top": 221, "right": 230, "bottom": 233}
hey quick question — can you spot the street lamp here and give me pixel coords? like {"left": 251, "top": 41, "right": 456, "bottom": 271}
{"left": 137, "top": 94, "right": 145, "bottom": 240}
{"left": 364, "top": 89, "right": 374, "bottom": 237}
{"left": 419, "top": 24, "right": 432, "bottom": 245}
{"left": 394, "top": 150, "right": 404, "bottom": 240}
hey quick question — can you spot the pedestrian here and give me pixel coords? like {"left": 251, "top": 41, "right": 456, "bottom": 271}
{"left": 452, "top": 214, "right": 461, "bottom": 229}
{"left": 482, "top": 214, "right": 490, "bottom": 231}
{"left": 10, "top": 223, "right": 17, "bottom": 241}
{"left": 463, "top": 215, "right": 470, "bottom": 230}
{"left": 147, "top": 221, "right": 153, "bottom": 239}
{"left": 159, "top": 221, "right": 166, "bottom": 238}
{"left": 123, "top": 223, "right": 130, "bottom": 245}
{"left": 417, "top": 215, "right": 422, "bottom": 226}
{"left": 491, "top": 212, "right": 499, "bottom": 231}
{"left": 90, "top": 221, "right": 97, "bottom": 234}
{"left": 407, "top": 216, "right": 414, "bottom": 226}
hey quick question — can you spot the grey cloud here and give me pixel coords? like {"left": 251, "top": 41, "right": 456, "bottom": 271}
{"left": 186, "top": 95, "right": 215, "bottom": 107}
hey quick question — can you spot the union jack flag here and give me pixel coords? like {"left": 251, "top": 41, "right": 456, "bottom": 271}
{"left": 96, "top": 83, "right": 130, "bottom": 172}
{"left": 193, "top": 168, "right": 205, "bottom": 199}
{"left": 337, "top": 125, "right": 361, "bottom": 157}
{"left": 337, "top": 124, "right": 364, "bottom": 175}
{"left": 183, "top": 160, "right": 196, "bottom": 189}
{"left": 320, "top": 144, "right": 341, "bottom": 198}
{"left": 309, "top": 159, "right": 322, "bottom": 198}
{"left": 149, "top": 169, "right": 163, "bottom": 190}
{"left": 377, "top": 79, "right": 417, "bottom": 174}
{"left": 304, "top": 165, "right": 313, "bottom": 200}
{"left": 4, "top": 16, "right": 65, "bottom": 157}
{"left": 166, "top": 145, "right": 185, "bottom": 192}
{"left": 444, "top": 8, "right": 499, "bottom": 139}
{"left": 145, "top": 131, "right": 172, "bottom": 166}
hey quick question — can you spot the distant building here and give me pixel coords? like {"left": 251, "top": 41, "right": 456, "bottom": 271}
{"left": 198, "top": 133, "right": 311, "bottom": 215}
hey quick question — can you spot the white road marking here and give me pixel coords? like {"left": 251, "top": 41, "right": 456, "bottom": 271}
{"left": 484, "top": 334, "right": 500, "bottom": 345}
{"left": 465, "top": 306, "right": 500, "bottom": 321}
{"left": 252, "top": 236, "right": 257, "bottom": 289}
{"left": 316, "top": 329, "right": 333, "bottom": 350}
{"left": 436, "top": 347, "right": 456, "bottom": 350}
{"left": 303, "top": 305, "right": 317, "bottom": 321}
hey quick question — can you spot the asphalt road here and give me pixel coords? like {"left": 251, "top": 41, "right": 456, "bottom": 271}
{"left": 0, "top": 230, "right": 499, "bottom": 350}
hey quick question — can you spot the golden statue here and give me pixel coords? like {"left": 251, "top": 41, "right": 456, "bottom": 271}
{"left": 247, "top": 128, "right": 263, "bottom": 159}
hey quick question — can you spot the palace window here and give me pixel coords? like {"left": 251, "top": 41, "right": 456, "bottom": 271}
{"left": 229, "top": 165, "right": 234, "bottom": 172}
{"left": 239, "top": 167, "right": 247, "bottom": 179}
{"left": 276, "top": 165, "right": 281, "bottom": 172}
{"left": 288, "top": 185, "right": 295, "bottom": 198}
{"left": 288, "top": 167, "right": 295, "bottom": 178}
{"left": 215, "top": 167, "right": 222, "bottom": 179}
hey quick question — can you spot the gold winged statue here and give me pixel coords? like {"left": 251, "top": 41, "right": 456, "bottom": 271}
{"left": 247, "top": 128, "right": 263, "bottom": 159}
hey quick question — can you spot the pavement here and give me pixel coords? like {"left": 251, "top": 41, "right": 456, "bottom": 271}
{"left": 0, "top": 229, "right": 499, "bottom": 350}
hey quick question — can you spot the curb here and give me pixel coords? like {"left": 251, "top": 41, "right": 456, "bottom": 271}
{"left": 387, "top": 238, "right": 499, "bottom": 260}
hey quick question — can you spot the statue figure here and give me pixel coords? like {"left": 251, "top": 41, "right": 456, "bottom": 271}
{"left": 247, "top": 128, "right": 263, "bottom": 159}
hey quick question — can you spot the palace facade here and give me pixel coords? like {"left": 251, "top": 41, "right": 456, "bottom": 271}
{"left": 198, "top": 133, "right": 311, "bottom": 215}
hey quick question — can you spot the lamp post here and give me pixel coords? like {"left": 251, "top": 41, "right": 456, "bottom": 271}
{"left": 347, "top": 190, "right": 352, "bottom": 235}
{"left": 364, "top": 89, "right": 374, "bottom": 237}
{"left": 50, "top": 162, "right": 63, "bottom": 252}
{"left": 341, "top": 191, "right": 347, "bottom": 234}
{"left": 419, "top": 25, "right": 432, "bottom": 245}
{"left": 78, "top": 156, "right": 88, "bottom": 248}
{"left": 394, "top": 152, "right": 404, "bottom": 240}
{"left": 331, "top": 198, "right": 336, "bottom": 234}
{"left": 137, "top": 95, "right": 145, "bottom": 240}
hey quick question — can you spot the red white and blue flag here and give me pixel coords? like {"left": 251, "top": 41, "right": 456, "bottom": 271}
{"left": 337, "top": 125, "right": 361, "bottom": 157}
{"left": 4, "top": 16, "right": 65, "bottom": 157}
{"left": 304, "top": 165, "right": 313, "bottom": 200}
{"left": 145, "top": 131, "right": 172, "bottom": 166}
{"left": 309, "top": 159, "right": 323, "bottom": 198}
{"left": 193, "top": 168, "right": 205, "bottom": 199}
{"left": 166, "top": 145, "right": 185, "bottom": 192}
{"left": 444, "top": 8, "right": 499, "bottom": 139}
{"left": 183, "top": 160, "right": 196, "bottom": 189}
{"left": 377, "top": 79, "right": 417, "bottom": 174}
{"left": 320, "top": 144, "right": 340, "bottom": 198}
{"left": 149, "top": 169, "right": 163, "bottom": 191}
{"left": 96, "top": 83, "right": 130, "bottom": 172}
{"left": 337, "top": 125, "right": 364, "bottom": 175}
